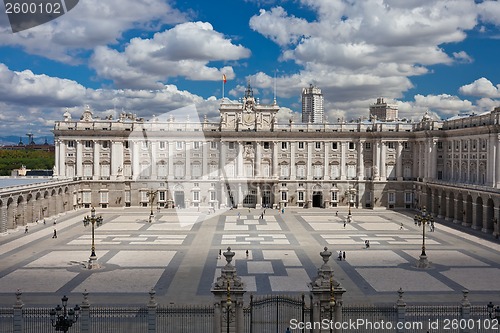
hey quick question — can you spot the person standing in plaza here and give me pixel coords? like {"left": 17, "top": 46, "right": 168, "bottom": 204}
{"left": 52, "top": 229, "right": 57, "bottom": 238}
{"left": 25, "top": 225, "right": 28, "bottom": 233}
{"left": 343, "top": 251, "right": 346, "bottom": 261}
{"left": 338, "top": 251, "right": 342, "bottom": 261}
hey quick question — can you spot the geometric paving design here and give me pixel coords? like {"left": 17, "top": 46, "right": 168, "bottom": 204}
{"left": 1, "top": 207, "right": 500, "bottom": 306}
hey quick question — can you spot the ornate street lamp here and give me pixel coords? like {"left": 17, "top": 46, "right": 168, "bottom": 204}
{"left": 344, "top": 187, "right": 357, "bottom": 223}
{"left": 82, "top": 207, "right": 103, "bottom": 269}
{"left": 329, "top": 277, "right": 336, "bottom": 333}
{"left": 416, "top": 207, "right": 432, "bottom": 269}
{"left": 222, "top": 279, "right": 235, "bottom": 333}
{"left": 146, "top": 189, "right": 158, "bottom": 223}
{"left": 487, "top": 302, "right": 500, "bottom": 321}
{"left": 50, "top": 295, "right": 80, "bottom": 333}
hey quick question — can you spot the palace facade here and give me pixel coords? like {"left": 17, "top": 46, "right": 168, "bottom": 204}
{"left": 1, "top": 85, "right": 500, "bottom": 236}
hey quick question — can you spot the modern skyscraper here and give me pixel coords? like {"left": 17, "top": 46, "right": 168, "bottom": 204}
{"left": 301, "top": 84, "right": 324, "bottom": 123}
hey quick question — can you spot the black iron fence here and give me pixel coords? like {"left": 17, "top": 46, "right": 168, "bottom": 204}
{"left": 0, "top": 298, "right": 496, "bottom": 333}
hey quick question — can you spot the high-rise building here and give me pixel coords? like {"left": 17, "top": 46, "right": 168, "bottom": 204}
{"left": 369, "top": 97, "right": 398, "bottom": 121}
{"left": 301, "top": 84, "right": 324, "bottom": 123}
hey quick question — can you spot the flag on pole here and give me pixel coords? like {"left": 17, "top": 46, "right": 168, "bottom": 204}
{"left": 222, "top": 74, "right": 227, "bottom": 84}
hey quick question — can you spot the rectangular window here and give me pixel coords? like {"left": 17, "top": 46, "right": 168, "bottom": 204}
{"left": 159, "top": 141, "right": 166, "bottom": 149}
{"left": 298, "top": 191, "right": 304, "bottom": 201}
{"left": 388, "top": 192, "right": 395, "bottom": 204}
{"left": 332, "top": 142, "right": 338, "bottom": 150}
{"left": 159, "top": 191, "right": 165, "bottom": 201}
{"left": 67, "top": 141, "right": 75, "bottom": 148}
{"left": 193, "top": 191, "right": 200, "bottom": 201}
{"left": 85, "top": 141, "right": 93, "bottom": 148}
{"left": 83, "top": 164, "right": 92, "bottom": 177}
{"left": 280, "top": 164, "right": 289, "bottom": 177}
{"left": 192, "top": 164, "right": 202, "bottom": 178}
{"left": 404, "top": 142, "right": 410, "bottom": 150}
{"left": 82, "top": 192, "right": 91, "bottom": 203}
{"left": 388, "top": 142, "right": 395, "bottom": 149}
{"left": 124, "top": 191, "right": 131, "bottom": 203}
{"left": 315, "top": 142, "right": 321, "bottom": 149}
{"left": 404, "top": 192, "right": 412, "bottom": 204}
{"left": 365, "top": 142, "right": 371, "bottom": 150}
{"left": 437, "top": 142, "right": 443, "bottom": 149}
{"left": 100, "top": 191, "right": 108, "bottom": 204}
{"left": 140, "top": 191, "right": 148, "bottom": 202}
{"left": 298, "top": 142, "right": 304, "bottom": 149}
{"left": 102, "top": 141, "right": 109, "bottom": 149}
{"left": 141, "top": 141, "right": 148, "bottom": 149}
{"left": 228, "top": 142, "right": 235, "bottom": 150}
{"left": 281, "top": 142, "right": 288, "bottom": 150}
{"left": 210, "top": 142, "right": 217, "bottom": 149}
{"left": 210, "top": 191, "right": 216, "bottom": 201}
{"left": 263, "top": 142, "right": 270, "bottom": 150}
{"left": 281, "top": 191, "right": 287, "bottom": 201}
{"left": 176, "top": 141, "right": 183, "bottom": 150}
{"left": 348, "top": 142, "right": 355, "bottom": 150}
{"left": 331, "top": 191, "right": 338, "bottom": 201}
{"left": 193, "top": 142, "right": 200, "bottom": 150}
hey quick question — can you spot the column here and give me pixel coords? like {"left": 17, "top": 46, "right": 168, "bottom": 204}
{"left": 496, "top": 135, "right": 500, "bottom": 188}
{"left": 307, "top": 142, "right": 313, "bottom": 180}
{"left": 413, "top": 142, "right": 420, "bottom": 180}
{"left": 150, "top": 141, "right": 157, "bottom": 179}
{"left": 272, "top": 142, "right": 278, "bottom": 177}
{"left": 59, "top": 140, "right": 66, "bottom": 177}
{"left": 256, "top": 141, "right": 262, "bottom": 177}
{"left": 76, "top": 140, "right": 83, "bottom": 177}
{"left": 396, "top": 141, "right": 403, "bottom": 180}
{"left": 114, "top": 141, "right": 124, "bottom": 178}
{"left": 133, "top": 141, "right": 140, "bottom": 180}
{"left": 450, "top": 140, "right": 455, "bottom": 181}
{"left": 202, "top": 142, "right": 208, "bottom": 180}
{"left": 373, "top": 141, "right": 380, "bottom": 181}
{"left": 323, "top": 142, "right": 329, "bottom": 179}
{"left": 380, "top": 141, "right": 387, "bottom": 181}
{"left": 290, "top": 141, "right": 296, "bottom": 180}
{"left": 476, "top": 139, "right": 481, "bottom": 184}
{"left": 185, "top": 141, "right": 191, "bottom": 179}
{"left": 237, "top": 142, "right": 243, "bottom": 178}
{"left": 453, "top": 199, "right": 460, "bottom": 224}
{"left": 471, "top": 202, "right": 480, "bottom": 230}
{"left": 0, "top": 205, "right": 7, "bottom": 234}
{"left": 340, "top": 142, "right": 346, "bottom": 180}
{"left": 54, "top": 140, "right": 60, "bottom": 176}
{"left": 93, "top": 140, "right": 100, "bottom": 179}
{"left": 482, "top": 204, "right": 490, "bottom": 233}
{"left": 357, "top": 140, "right": 364, "bottom": 180}
{"left": 167, "top": 141, "right": 174, "bottom": 180}
{"left": 220, "top": 141, "right": 227, "bottom": 179}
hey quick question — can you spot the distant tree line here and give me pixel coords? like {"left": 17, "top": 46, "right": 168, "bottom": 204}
{"left": 0, "top": 150, "right": 54, "bottom": 176}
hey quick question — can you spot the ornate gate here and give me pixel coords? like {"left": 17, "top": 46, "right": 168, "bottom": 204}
{"left": 248, "top": 294, "right": 307, "bottom": 333}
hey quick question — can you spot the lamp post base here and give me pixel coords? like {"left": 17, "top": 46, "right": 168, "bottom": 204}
{"left": 87, "top": 255, "right": 101, "bottom": 270}
{"left": 416, "top": 254, "right": 431, "bottom": 269}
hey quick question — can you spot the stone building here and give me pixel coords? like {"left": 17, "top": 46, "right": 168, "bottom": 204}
{"left": 2, "top": 89, "right": 499, "bottom": 237}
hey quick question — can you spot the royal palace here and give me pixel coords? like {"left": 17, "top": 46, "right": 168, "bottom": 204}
{"left": 1, "top": 86, "right": 500, "bottom": 236}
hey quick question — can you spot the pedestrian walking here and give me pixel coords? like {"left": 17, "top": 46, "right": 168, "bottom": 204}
{"left": 365, "top": 240, "right": 370, "bottom": 248}
{"left": 343, "top": 251, "right": 346, "bottom": 261}
{"left": 246, "top": 250, "right": 249, "bottom": 258}
{"left": 43, "top": 218, "right": 46, "bottom": 225}
{"left": 260, "top": 212, "right": 264, "bottom": 219}
{"left": 400, "top": 223, "right": 403, "bottom": 230}
{"left": 218, "top": 249, "right": 222, "bottom": 259}
{"left": 53, "top": 218, "right": 57, "bottom": 225}
{"left": 336, "top": 211, "right": 339, "bottom": 216}
{"left": 338, "top": 251, "right": 342, "bottom": 261}
{"left": 343, "top": 221, "right": 346, "bottom": 228}
{"left": 52, "top": 229, "right": 57, "bottom": 238}
{"left": 25, "top": 225, "right": 28, "bottom": 233}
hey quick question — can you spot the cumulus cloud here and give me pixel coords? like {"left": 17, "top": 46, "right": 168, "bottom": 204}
{"left": 90, "top": 22, "right": 251, "bottom": 88}
{"left": 459, "top": 78, "right": 500, "bottom": 98}
{"left": 0, "top": 0, "right": 186, "bottom": 63}
{"left": 247, "top": 0, "right": 485, "bottom": 119}
{"left": 0, "top": 63, "right": 220, "bottom": 136}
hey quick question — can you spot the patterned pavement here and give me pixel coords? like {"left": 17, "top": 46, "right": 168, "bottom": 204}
{"left": 0, "top": 207, "right": 499, "bottom": 306}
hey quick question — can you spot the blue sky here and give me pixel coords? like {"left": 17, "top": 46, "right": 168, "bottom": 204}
{"left": 0, "top": 0, "right": 500, "bottom": 139}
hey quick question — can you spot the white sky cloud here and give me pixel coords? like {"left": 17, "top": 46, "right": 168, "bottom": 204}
{"left": 90, "top": 22, "right": 251, "bottom": 88}
{"left": 0, "top": 0, "right": 187, "bottom": 63}
{"left": 459, "top": 78, "right": 500, "bottom": 98}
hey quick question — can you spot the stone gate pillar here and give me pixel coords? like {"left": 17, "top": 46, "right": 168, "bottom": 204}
{"left": 212, "top": 247, "right": 246, "bottom": 333}
{"left": 309, "top": 247, "right": 346, "bottom": 333}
